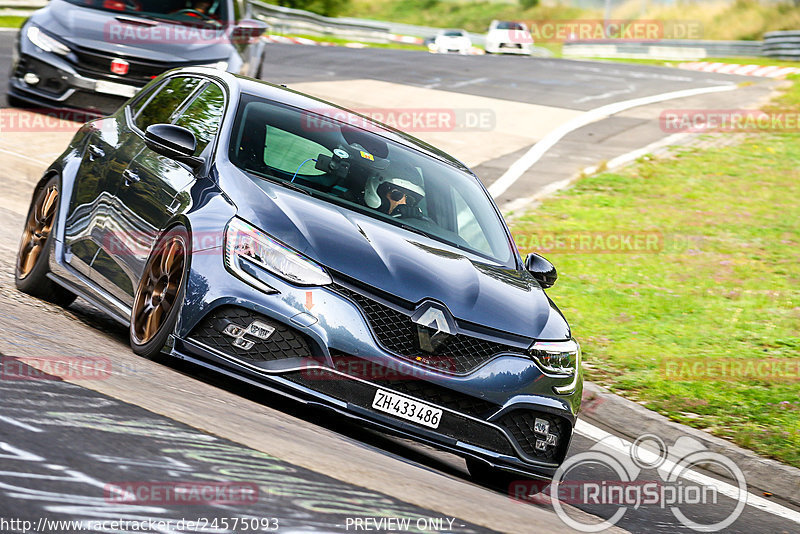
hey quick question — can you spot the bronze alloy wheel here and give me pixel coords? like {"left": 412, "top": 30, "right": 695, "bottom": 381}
{"left": 131, "top": 232, "right": 186, "bottom": 346}
{"left": 17, "top": 184, "right": 58, "bottom": 280}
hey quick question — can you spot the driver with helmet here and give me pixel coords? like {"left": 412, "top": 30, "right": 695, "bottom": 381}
{"left": 364, "top": 168, "right": 426, "bottom": 218}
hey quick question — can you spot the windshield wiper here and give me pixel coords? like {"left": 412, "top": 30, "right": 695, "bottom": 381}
{"left": 115, "top": 15, "right": 159, "bottom": 26}
{"left": 394, "top": 221, "right": 435, "bottom": 240}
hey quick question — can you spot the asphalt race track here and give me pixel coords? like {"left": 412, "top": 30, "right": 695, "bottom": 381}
{"left": 0, "top": 30, "right": 798, "bottom": 533}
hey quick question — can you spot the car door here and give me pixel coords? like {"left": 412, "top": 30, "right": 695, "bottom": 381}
{"left": 61, "top": 83, "right": 160, "bottom": 279}
{"left": 88, "top": 76, "right": 206, "bottom": 305}
{"left": 96, "top": 79, "right": 226, "bottom": 306}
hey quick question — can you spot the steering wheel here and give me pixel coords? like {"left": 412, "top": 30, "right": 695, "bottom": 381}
{"left": 173, "top": 8, "right": 214, "bottom": 21}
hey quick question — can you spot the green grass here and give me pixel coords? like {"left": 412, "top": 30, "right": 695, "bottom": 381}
{"left": 340, "top": 0, "right": 800, "bottom": 42}
{"left": 509, "top": 76, "right": 800, "bottom": 467}
{"left": 345, "top": 0, "right": 591, "bottom": 34}
{"left": 0, "top": 16, "right": 25, "bottom": 28}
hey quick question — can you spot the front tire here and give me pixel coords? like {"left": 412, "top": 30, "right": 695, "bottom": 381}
{"left": 15, "top": 175, "right": 77, "bottom": 307}
{"left": 129, "top": 226, "right": 188, "bottom": 358}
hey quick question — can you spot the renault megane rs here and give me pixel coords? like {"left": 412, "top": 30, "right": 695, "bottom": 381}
{"left": 15, "top": 67, "right": 582, "bottom": 485}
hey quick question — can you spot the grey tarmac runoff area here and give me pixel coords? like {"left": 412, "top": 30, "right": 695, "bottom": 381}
{"left": 0, "top": 31, "right": 798, "bottom": 533}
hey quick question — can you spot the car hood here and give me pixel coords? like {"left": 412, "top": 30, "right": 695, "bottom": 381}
{"left": 31, "top": 0, "right": 232, "bottom": 62}
{"left": 233, "top": 175, "right": 570, "bottom": 341}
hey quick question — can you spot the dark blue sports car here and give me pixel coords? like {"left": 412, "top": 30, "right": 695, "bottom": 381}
{"left": 15, "top": 67, "right": 582, "bottom": 485}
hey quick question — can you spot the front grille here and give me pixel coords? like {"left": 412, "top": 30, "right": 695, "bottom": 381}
{"left": 188, "top": 306, "right": 313, "bottom": 363}
{"left": 68, "top": 47, "right": 184, "bottom": 85}
{"left": 329, "top": 351, "right": 499, "bottom": 418}
{"left": 333, "top": 284, "right": 526, "bottom": 374}
{"left": 497, "top": 410, "right": 571, "bottom": 464}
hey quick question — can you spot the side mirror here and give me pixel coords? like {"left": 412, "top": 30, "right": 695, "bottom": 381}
{"left": 144, "top": 124, "right": 204, "bottom": 170}
{"left": 231, "top": 18, "right": 267, "bottom": 46}
{"left": 525, "top": 253, "right": 557, "bottom": 289}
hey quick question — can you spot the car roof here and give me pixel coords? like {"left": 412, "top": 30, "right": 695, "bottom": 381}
{"left": 175, "top": 67, "right": 472, "bottom": 174}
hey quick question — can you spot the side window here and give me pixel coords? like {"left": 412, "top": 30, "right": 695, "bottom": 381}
{"left": 173, "top": 83, "right": 225, "bottom": 156}
{"left": 135, "top": 77, "right": 202, "bottom": 131}
{"left": 263, "top": 126, "right": 331, "bottom": 176}
{"left": 129, "top": 80, "right": 162, "bottom": 117}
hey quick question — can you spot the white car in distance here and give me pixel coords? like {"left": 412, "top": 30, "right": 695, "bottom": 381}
{"left": 430, "top": 29, "right": 472, "bottom": 54}
{"left": 485, "top": 20, "right": 533, "bottom": 55}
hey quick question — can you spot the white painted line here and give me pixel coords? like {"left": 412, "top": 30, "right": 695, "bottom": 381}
{"left": 0, "top": 414, "right": 43, "bottom": 433}
{"left": 0, "top": 147, "right": 50, "bottom": 166}
{"left": 575, "top": 419, "right": 800, "bottom": 524}
{"left": 487, "top": 84, "right": 737, "bottom": 198}
{"left": 450, "top": 77, "right": 489, "bottom": 89}
{"left": 501, "top": 127, "right": 709, "bottom": 215}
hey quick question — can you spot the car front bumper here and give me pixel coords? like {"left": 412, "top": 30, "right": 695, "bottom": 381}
{"left": 171, "top": 244, "right": 582, "bottom": 480}
{"left": 9, "top": 50, "right": 142, "bottom": 115}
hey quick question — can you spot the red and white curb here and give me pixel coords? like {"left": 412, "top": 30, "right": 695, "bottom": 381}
{"left": 678, "top": 61, "right": 800, "bottom": 78}
{"left": 262, "top": 35, "right": 336, "bottom": 46}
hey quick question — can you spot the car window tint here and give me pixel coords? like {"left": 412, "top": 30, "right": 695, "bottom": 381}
{"left": 229, "top": 96, "right": 514, "bottom": 266}
{"left": 135, "top": 77, "right": 202, "bottom": 131}
{"left": 263, "top": 126, "right": 331, "bottom": 176}
{"left": 453, "top": 187, "right": 492, "bottom": 255}
{"left": 173, "top": 83, "right": 225, "bottom": 156}
{"left": 130, "top": 80, "right": 162, "bottom": 117}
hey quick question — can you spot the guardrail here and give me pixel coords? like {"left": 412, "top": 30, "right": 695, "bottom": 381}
{"left": 763, "top": 31, "right": 800, "bottom": 60}
{"left": 247, "top": 0, "right": 494, "bottom": 47}
{"left": 563, "top": 39, "right": 764, "bottom": 60}
{"left": 248, "top": 0, "right": 391, "bottom": 43}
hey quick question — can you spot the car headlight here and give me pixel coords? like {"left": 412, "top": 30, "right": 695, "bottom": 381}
{"left": 224, "top": 218, "right": 332, "bottom": 291}
{"left": 529, "top": 338, "right": 581, "bottom": 395}
{"left": 529, "top": 338, "right": 580, "bottom": 376}
{"left": 26, "top": 25, "right": 70, "bottom": 56}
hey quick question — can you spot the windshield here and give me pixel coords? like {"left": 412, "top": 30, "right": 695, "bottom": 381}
{"left": 496, "top": 22, "right": 525, "bottom": 31}
{"left": 229, "top": 94, "right": 515, "bottom": 266}
{"left": 64, "top": 0, "right": 230, "bottom": 26}
{"left": 442, "top": 31, "right": 465, "bottom": 37}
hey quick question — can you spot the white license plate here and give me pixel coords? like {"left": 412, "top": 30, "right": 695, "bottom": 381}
{"left": 371, "top": 389, "right": 442, "bottom": 429}
{"left": 95, "top": 80, "right": 138, "bottom": 99}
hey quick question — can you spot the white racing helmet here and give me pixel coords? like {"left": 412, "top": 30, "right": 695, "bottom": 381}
{"left": 364, "top": 171, "right": 425, "bottom": 210}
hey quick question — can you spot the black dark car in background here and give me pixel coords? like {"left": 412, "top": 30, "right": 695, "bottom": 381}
{"left": 9, "top": 0, "right": 266, "bottom": 114}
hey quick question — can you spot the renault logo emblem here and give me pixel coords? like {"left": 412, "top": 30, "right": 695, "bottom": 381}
{"left": 222, "top": 320, "right": 275, "bottom": 350}
{"left": 414, "top": 308, "right": 453, "bottom": 335}
{"left": 411, "top": 302, "right": 456, "bottom": 353}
